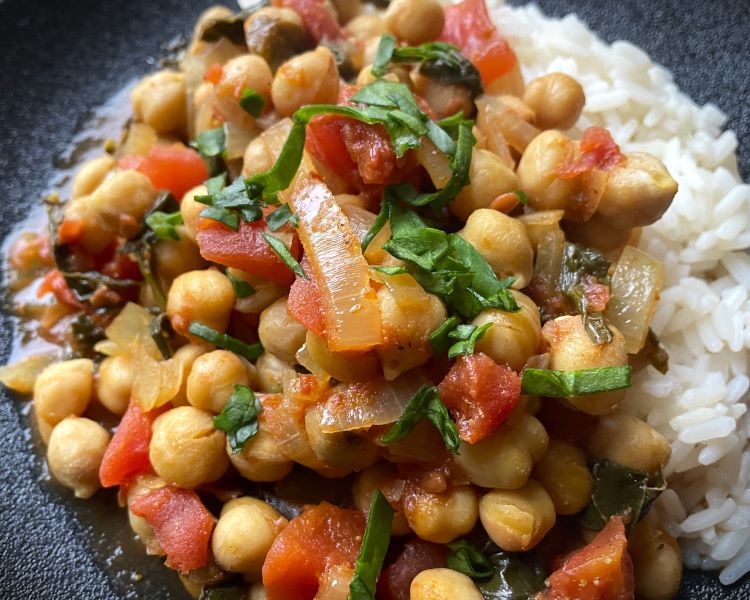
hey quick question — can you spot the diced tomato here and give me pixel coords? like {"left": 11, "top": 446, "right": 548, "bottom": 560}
{"left": 287, "top": 255, "right": 326, "bottom": 336}
{"left": 129, "top": 486, "right": 214, "bottom": 574}
{"left": 539, "top": 516, "right": 634, "bottom": 600}
{"left": 556, "top": 127, "right": 625, "bottom": 179}
{"left": 57, "top": 218, "right": 86, "bottom": 245}
{"left": 377, "top": 538, "right": 448, "bottom": 600}
{"left": 440, "top": 0, "right": 518, "bottom": 86}
{"left": 196, "top": 216, "right": 301, "bottom": 285}
{"left": 274, "top": 0, "right": 342, "bottom": 43}
{"left": 100, "top": 252, "right": 143, "bottom": 281}
{"left": 99, "top": 401, "right": 167, "bottom": 488}
{"left": 37, "top": 269, "right": 82, "bottom": 309}
{"left": 580, "top": 274, "right": 610, "bottom": 313}
{"left": 121, "top": 144, "right": 209, "bottom": 200}
{"left": 204, "top": 62, "right": 223, "bottom": 85}
{"left": 306, "top": 115, "right": 362, "bottom": 188}
{"left": 262, "top": 502, "right": 365, "bottom": 600}
{"left": 437, "top": 352, "right": 521, "bottom": 444}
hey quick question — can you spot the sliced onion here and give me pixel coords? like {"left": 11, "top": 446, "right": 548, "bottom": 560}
{"left": 290, "top": 177, "right": 383, "bottom": 352}
{"left": 132, "top": 334, "right": 184, "bottom": 411}
{"left": 477, "top": 95, "right": 540, "bottom": 156}
{"left": 118, "top": 123, "right": 158, "bottom": 159}
{"left": 414, "top": 138, "right": 452, "bottom": 188}
{"left": 225, "top": 121, "right": 260, "bottom": 161}
{"left": 0, "top": 353, "right": 57, "bottom": 394}
{"left": 98, "top": 302, "right": 153, "bottom": 357}
{"left": 606, "top": 245, "right": 665, "bottom": 354}
{"left": 295, "top": 342, "right": 331, "bottom": 383}
{"left": 518, "top": 210, "right": 565, "bottom": 253}
{"left": 340, "top": 204, "right": 391, "bottom": 265}
{"left": 319, "top": 373, "right": 424, "bottom": 434}
{"left": 534, "top": 227, "right": 565, "bottom": 288}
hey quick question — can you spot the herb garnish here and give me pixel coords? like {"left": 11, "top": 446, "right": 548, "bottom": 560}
{"left": 348, "top": 490, "right": 394, "bottom": 600}
{"left": 478, "top": 545, "right": 547, "bottom": 600}
{"left": 226, "top": 271, "right": 256, "bottom": 299}
{"left": 146, "top": 210, "right": 183, "bottom": 241}
{"left": 192, "top": 127, "right": 227, "bottom": 176}
{"left": 370, "top": 265, "right": 408, "bottom": 276}
{"left": 240, "top": 88, "right": 265, "bottom": 117}
{"left": 261, "top": 233, "right": 306, "bottom": 278}
{"left": 520, "top": 366, "right": 632, "bottom": 397}
{"left": 213, "top": 385, "right": 262, "bottom": 453}
{"left": 447, "top": 540, "right": 495, "bottom": 579}
{"left": 188, "top": 322, "right": 264, "bottom": 361}
{"left": 265, "top": 203, "right": 298, "bottom": 232}
{"left": 149, "top": 312, "right": 174, "bottom": 359}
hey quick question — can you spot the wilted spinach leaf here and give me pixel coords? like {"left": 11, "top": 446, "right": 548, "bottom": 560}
{"left": 478, "top": 545, "right": 547, "bottom": 600}
{"left": 198, "top": 584, "right": 245, "bottom": 600}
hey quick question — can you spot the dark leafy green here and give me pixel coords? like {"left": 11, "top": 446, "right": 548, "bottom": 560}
{"left": 244, "top": 6, "right": 312, "bottom": 71}
{"left": 70, "top": 313, "right": 107, "bottom": 359}
{"left": 478, "top": 546, "right": 547, "bottom": 600}
{"left": 261, "top": 233, "right": 306, "bottom": 278}
{"left": 447, "top": 540, "right": 494, "bottom": 579}
{"left": 198, "top": 584, "right": 245, "bottom": 600}
{"left": 146, "top": 210, "right": 183, "bottom": 241}
{"left": 188, "top": 322, "right": 264, "bottom": 361}
{"left": 447, "top": 322, "right": 492, "bottom": 359}
{"left": 226, "top": 271, "right": 256, "bottom": 299}
{"left": 196, "top": 174, "right": 264, "bottom": 229}
{"left": 213, "top": 385, "right": 262, "bottom": 453}
{"left": 370, "top": 265, "right": 407, "bottom": 276}
{"left": 639, "top": 328, "right": 669, "bottom": 374}
{"left": 193, "top": 127, "right": 226, "bottom": 176}
{"left": 429, "top": 316, "right": 462, "bottom": 354}
{"left": 521, "top": 366, "right": 632, "bottom": 397}
{"left": 200, "top": 11, "right": 251, "bottom": 45}
{"left": 382, "top": 385, "right": 460, "bottom": 453}
{"left": 581, "top": 460, "right": 666, "bottom": 533}
{"left": 149, "top": 312, "right": 174, "bottom": 359}
{"left": 265, "top": 203, "right": 298, "bottom": 232}
{"left": 240, "top": 88, "right": 265, "bottom": 117}
{"left": 515, "top": 190, "right": 528, "bottom": 206}
{"left": 348, "top": 490, "right": 394, "bottom": 600}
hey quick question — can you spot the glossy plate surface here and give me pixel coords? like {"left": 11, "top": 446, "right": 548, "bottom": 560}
{"left": 0, "top": 0, "right": 748, "bottom": 598}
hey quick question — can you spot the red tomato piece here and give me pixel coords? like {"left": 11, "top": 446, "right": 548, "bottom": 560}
{"left": 341, "top": 120, "right": 397, "bottom": 185}
{"left": 100, "top": 252, "right": 143, "bottom": 281}
{"left": 556, "top": 127, "right": 625, "bottom": 179}
{"left": 129, "top": 486, "right": 214, "bottom": 574}
{"left": 274, "top": 0, "right": 342, "bottom": 43}
{"left": 204, "top": 62, "right": 223, "bottom": 84}
{"left": 377, "top": 538, "right": 448, "bottom": 600}
{"left": 262, "top": 502, "right": 365, "bottom": 600}
{"left": 306, "top": 115, "right": 362, "bottom": 188}
{"left": 57, "top": 218, "right": 86, "bottom": 245}
{"left": 99, "top": 401, "right": 167, "bottom": 488}
{"left": 440, "top": 0, "right": 517, "bottom": 86}
{"left": 122, "top": 144, "right": 209, "bottom": 200}
{"left": 437, "top": 352, "right": 521, "bottom": 444}
{"left": 287, "top": 255, "right": 326, "bottom": 337}
{"left": 37, "top": 269, "right": 82, "bottom": 309}
{"left": 196, "top": 217, "right": 301, "bottom": 285}
{"left": 540, "top": 516, "right": 634, "bottom": 600}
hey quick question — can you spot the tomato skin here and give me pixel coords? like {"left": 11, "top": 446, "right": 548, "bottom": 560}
{"left": 262, "top": 502, "right": 365, "bottom": 600}
{"left": 287, "top": 255, "right": 326, "bottom": 336}
{"left": 121, "top": 144, "right": 209, "bottom": 200}
{"left": 556, "top": 127, "right": 624, "bottom": 179}
{"left": 129, "top": 486, "right": 214, "bottom": 574}
{"left": 37, "top": 269, "right": 82, "bottom": 309}
{"left": 274, "top": 0, "right": 342, "bottom": 43}
{"left": 99, "top": 401, "right": 167, "bottom": 488}
{"left": 540, "top": 516, "right": 634, "bottom": 600}
{"left": 440, "top": 0, "right": 517, "bottom": 85}
{"left": 204, "top": 63, "right": 223, "bottom": 84}
{"left": 306, "top": 115, "right": 362, "bottom": 189}
{"left": 437, "top": 352, "right": 521, "bottom": 444}
{"left": 377, "top": 538, "right": 448, "bottom": 600}
{"left": 196, "top": 216, "right": 301, "bottom": 285}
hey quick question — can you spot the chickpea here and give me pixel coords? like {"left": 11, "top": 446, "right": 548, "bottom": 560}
{"left": 166, "top": 269, "right": 235, "bottom": 340}
{"left": 455, "top": 413, "right": 548, "bottom": 490}
{"left": 149, "top": 406, "right": 229, "bottom": 488}
{"left": 316, "top": 564, "right": 355, "bottom": 600}
{"left": 563, "top": 212, "right": 635, "bottom": 253}
{"left": 630, "top": 520, "right": 682, "bottom": 600}
{"left": 229, "top": 423, "right": 293, "bottom": 482}
{"left": 516, "top": 130, "right": 581, "bottom": 212}
{"left": 305, "top": 331, "right": 381, "bottom": 382}
{"left": 345, "top": 14, "right": 386, "bottom": 43}
{"left": 215, "top": 55, "right": 273, "bottom": 126}
{"left": 187, "top": 350, "right": 250, "bottom": 414}
{"left": 34, "top": 359, "right": 94, "bottom": 430}
{"left": 458, "top": 209, "right": 534, "bottom": 289}
{"left": 543, "top": 315, "right": 628, "bottom": 415}
{"left": 243, "top": 7, "right": 309, "bottom": 72}
{"left": 154, "top": 233, "right": 208, "bottom": 284}
{"left": 212, "top": 497, "right": 287, "bottom": 576}
{"left": 449, "top": 150, "right": 520, "bottom": 222}
{"left": 258, "top": 297, "right": 307, "bottom": 364}
{"left": 47, "top": 417, "right": 110, "bottom": 499}
{"left": 353, "top": 463, "right": 411, "bottom": 535}
{"left": 472, "top": 292, "right": 542, "bottom": 371}
{"left": 192, "top": 6, "right": 233, "bottom": 43}
{"left": 587, "top": 412, "right": 671, "bottom": 473}
{"left": 248, "top": 584, "right": 267, "bottom": 600}
{"left": 523, "top": 73, "right": 585, "bottom": 130}
{"left": 403, "top": 485, "right": 478, "bottom": 544}
{"left": 243, "top": 118, "right": 294, "bottom": 178}
{"left": 256, "top": 352, "right": 295, "bottom": 393}
{"left": 384, "top": 0, "right": 444, "bottom": 45}
{"left": 411, "top": 72, "right": 473, "bottom": 120}
{"left": 131, "top": 70, "right": 187, "bottom": 134}
{"left": 96, "top": 354, "right": 134, "bottom": 416}
{"left": 230, "top": 269, "right": 287, "bottom": 315}
{"left": 271, "top": 47, "right": 339, "bottom": 117}
{"left": 596, "top": 152, "right": 678, "bottom": 229}
{"left": 410, "top": 568, "right": 484, "bottom": 600}
{"left": 533, "top": 439, "right": 593, "bottom": 515}
{"left": 180, "top": 185, "right": 207, "bottom": 243}
{"left": 479, "top": 480, "right": 556, "bottom": 551}
{"left": 72, "top": 155, "right": 115, "bottom": 199}
{"left": 331, "top": 0, "right": 361, "bottom": 23}
{"left": 305, "top": 405, "right": 379, "bottom": 474}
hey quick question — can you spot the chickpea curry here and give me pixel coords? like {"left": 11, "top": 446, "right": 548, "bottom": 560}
{"left": 2, "top": 0, "right": 684, "bottom": 599}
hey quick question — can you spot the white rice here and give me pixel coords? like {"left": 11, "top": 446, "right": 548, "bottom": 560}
{"left": 488, "top": 0, "right": 750, "bottom": 584}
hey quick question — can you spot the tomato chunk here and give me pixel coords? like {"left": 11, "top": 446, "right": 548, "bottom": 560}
{"left": 378, "top": 538, "right": 448, "bottom": 600}
{"left": 274, "top": 0, "right": 342, "bottom": 43}
{"left": 262, "top": 502, "right": 365, "bottom": 600}
{"left": 129, "top": 486, "right": 214, "bottom": 574}
{"left": 540, "top": 516, "right": 634, "bottom": 600}
{"left": 287, "top": 255, "right": 326, "bottom": 337}
{"left": 556, "top": 127, "right": 625, "bottom": 179}
{"left": 440, "top": 0, "right": 517, "bottom": 86}
{"left": 196, "top": 217, "right": 301, "bottom": 285}
{"left": 121, "top": 144, "right": 208, "bottom": 200}
{"left": 437, "top": 352, "right": 521, "bottom": 444}
{"left": 99, "top": 401, "right": 166, "bottom": 488}
{"left": 37, "top": 269, "right": 82, "bottom": 309}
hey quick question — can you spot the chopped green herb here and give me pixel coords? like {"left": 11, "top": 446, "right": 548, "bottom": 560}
{"left": 213, "top": 385, "right": 262, "bottom": 453}
{"left": 149, "top": 312, "right": 174, "bottom": 359}
{"left": 447, "top": 540, "right": 495, "bottom": 579}
{"left": 429, "top": 316, "right": 462, "bottom": 354}
{"left": 193, "top": 127, "right": 226, "bottom": 176}
{"left": 261, "top": 233, "right": 306, "bottom": 279}
{"left": 70, "top": 313, "right": 108, "bottom": 359}
{"left": 348, "top": 490, "right": 394, "bottom": 600}
{"left": 145, "top": 210, "right": 183, "bottom": 241}
{"left": 188, "top": 322, "right": 264, "bottom": 361}
{"left": 478, "top": 545, "right": 547, "bottom": 600}
{"left": 240, "top": 88, "right": 265, "bottom": 117}
{"left": 265, "top": 203, "right": 298, "bottom": 232}
{"left": 226, "top": 271, "right": 256, "bottom": 299}
{"left": 515, "top": 190, "right": 528, "bottom": 206}
{"left": 382, "top": 385, "right": 460, "bottom": 453}
{"left": 447, "top": 322, "right": 492, "bottom": 359}
{"left": 196, "top": 176, "right": 263, "bottom": 229}
{"left": 521, "top": 366, "right": 632, "bottom": 397}
{"left": 370, "top": 265, "right": 408, "bottom": 276}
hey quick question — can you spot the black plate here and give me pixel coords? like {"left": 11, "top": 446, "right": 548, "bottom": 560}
{"left": 0, "top": 1, "right": 748, "bottom": 598}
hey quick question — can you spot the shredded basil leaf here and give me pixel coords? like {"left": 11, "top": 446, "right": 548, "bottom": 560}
{"left": 382, "top": 385, "right": 460, "bottom": 453}
{"left": 188, "top": 322, "right": 264, "bottom": 361}
{"left": 240, "top": 88, "right": 265, "bottom": 117}
{"left": 193, "top": 127, "right": 227, "bottom": 176}
{"left": 447, "top": 322, "right": 492, "bottom": 359}
{"left": 447, "top": 540, "right": 495, "bottom": 579}
{"left": 226, "top": 271, "right": 256, "bottom": 299}
{"left": 348, "top": 490, "right": 394, "bottom": 600}
{"left": 370, "top": 265, "right": 407, "bottom": 275}
{"left": 478, "top": 546, "right": 547, "bottom": 600}
{"left": 213, "top": 385, "right": 262, "bottom": 453}
{"left": 429, "top": 316, "right": 462, "bottom": 354}
{"left": 515, "top": 190, "right": 528, "bottom": 206}
{"left": 149, "top": 312, "right": 174, "bottom": 359}
{"left": 145, "top": 210, "right": 183, "bottom": 241}
{"left": 261, "top": 233, "right": 306, "bottom": 279}
{"left": 197, "top": 175, "right": 264, "bottom": 229}
{"left": 70, "top": 313, "right": 108, "bottom": 359}
{"left": 521, "top": 366, "right": 632, "bottom": 397}
{"left": 265, "top": 203, "right": 298, "bottom": 231}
